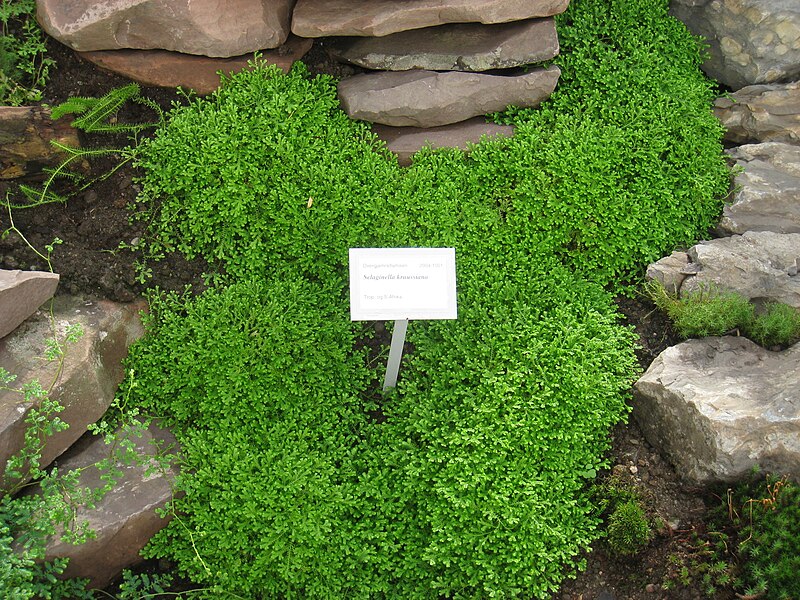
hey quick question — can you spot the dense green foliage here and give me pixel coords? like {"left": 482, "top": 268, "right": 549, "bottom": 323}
{"left": 606, "top": 500, "right": 652, "bottom": 556}
{"left": 123, "top": 0, "right": 731, "bottom": 596}
{"left": 647, "top": 281, "right": 800, "bottom": 347}
{"left": 708, "top": 476, "right": 800, "bottom": 600}
{"left": 0, "top": 0, "right": 53, "bottom": 105}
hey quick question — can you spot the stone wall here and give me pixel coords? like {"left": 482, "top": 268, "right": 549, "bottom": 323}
{"left": 36, "top": 0, "right": 567, "bottom": 158}
{"left": 633, "top": 1, "right": 800, "bottom": 485}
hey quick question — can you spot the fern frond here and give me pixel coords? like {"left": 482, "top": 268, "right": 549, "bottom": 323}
{"left": 50, "top": 96, "right": 98, "bottom": 120}
{"left": 14, "top": 184, "right": 67, "bottom": 208}
{"left": 70, "top": 83, "right": 141, "bottom": 133}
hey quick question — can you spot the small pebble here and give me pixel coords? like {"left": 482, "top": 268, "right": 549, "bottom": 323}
{"left": 629, "top": 465, "right": 638, "bottom": 475}
{"left": 645, "top": 583, "right": 658, "bottom": 593}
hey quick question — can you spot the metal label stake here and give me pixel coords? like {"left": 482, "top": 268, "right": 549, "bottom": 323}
{"left": 383, "top": 319, "right": 408, "bottom": 390}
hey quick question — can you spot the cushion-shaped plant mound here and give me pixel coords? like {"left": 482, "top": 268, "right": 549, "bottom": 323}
{"left": 124, "top": 0, "right": 730, "bottom": 596}
{"left": 128, "top": 265, "right": 637, "bottom": 598}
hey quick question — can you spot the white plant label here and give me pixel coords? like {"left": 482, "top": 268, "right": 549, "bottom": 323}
{"left": 349, "top": 247, "right": 457, "bottom": 321}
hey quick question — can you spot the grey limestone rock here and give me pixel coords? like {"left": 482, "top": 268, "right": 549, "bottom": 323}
{"left": 292, "top": 0, "right": 569, "bottom": 38}
{"left": 633, "top": 336, "right": 800, "bottom": 484}
{"left": 37, "top": 0, "right": 296, "bottom": 57}
{"left": 670, "top": 0, "right": 800, "bottom": 89}
{"left": 646, "top": 252, "right": 691, "bottom": 294}
{"left": 718, "top": 143, "right": 800, "bottom": 235}
{"left": 338, "top": 66, "right": 560, "bottom": 127}
{"left": 680, "top": 231, "right": 800, "bottom": 308}
{"left": 714, "top": 81, "right": 800, "bottom": 145}
{"left": 326, "top": 18, "right": 559, "bottom": 72}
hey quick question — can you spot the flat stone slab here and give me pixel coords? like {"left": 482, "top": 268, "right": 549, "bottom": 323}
{"left": 633, "top": 336, "right": 800, "bottom": 484}
{"left": 670, "top": 0, "right": 800, "bottom": 89}
{"left": 680, "top": 231, "right": 800, "bottom": 308}
{"left": 0, "top": 296, "right": 146, "bottom": 489}
{"left": 292, "top": 0, "right": 569, "bottom": 38}
{"left": 338, "top": 66, "right": 560, "bottom": 127}
{"left": 717, "top": 142, "right": 800, "bottom": 236}
{"left": 78, "top": 36, "right": 313, "bottom": 95}
{"left": 646, "top": 251, "right": 690, "bottom": 295}
{"left": 372, "top": 118, "right": 514, "bottom": 165}
{"left": 37, "top": 0, "right": 295, "bottom": 57}
{"left": 0, "top": 270, "right": 59, "bottom": 339}
{"left": 715, "top": 81, "right": 800, "bottom": 146}
{"left": 41, "top": 421, "right": 179, "bottom": 589}
{"left": 326, "top": 18, "right": 558, "bottom": 72}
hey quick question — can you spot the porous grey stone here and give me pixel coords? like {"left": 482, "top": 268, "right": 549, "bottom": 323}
{"left": 646, "top": 252, "right": 690, "bottom": 294}
{"left": 0, "top": 270, "right": 59, "bottom": 339}
{"left": 633, "top": 336, "right": 800, "bottom": 484}
{"left": 338, "top": 66, "right": 560, "bottom": 127}
{"left": 680, "top": 231, "right": 800, "bottom": 308}
{"left": 714, "top": 81, "right": 800, "bottom": 145}
{"left": 670, "top": 0, "right": 800, "bottom": 89}
{"left": 326, "top": 18, "right": 558, "bottom": 72}
{"left": 37, "top": 0, "right": 296, "bottom": 57}
{"left": 372, "top": 118, "right": 514, "bottom": 166}
{"left": 292, "top": 0, "right": 569, "bottom": 38}
{"left": 717, "top": 143, "right": 800, "bottom": 235}
{"left": 0, "top": 296, "right": 146, "bottom": 490}
{"left": 40, "top": 421, "right": 179, "bottom": 589}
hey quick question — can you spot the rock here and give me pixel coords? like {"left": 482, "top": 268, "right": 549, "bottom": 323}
{"left": 36, "top": 0, "right": 296, "bottom": 58}
{"left": 680, "top": 231, "right": 800, "bottom": 308}
{"left": 646, "top": 251, "right": 690, "bottom": 294}
{"left": 326, "top": 18, "right": 558, "bottom": 72}
{"left": 669, "top": 0, "right": 800, "bottom": 89}
{"left": 338, "top": 66, "right": 560, "bottom": 127}
{"left": 0, "top": 296, "right": 146, "bottom": 489}
{"left": 78, "top": 36, "right": 313, "bottom": 95}
{"left": 0, "top": 106, "right": 82, "bottom": 180}
{"left": 292, "top": 0, "right": 569, "bottom": 38}
{"left": 372, "top": 118, "right": 514, "bottom": 166}
{"left": 717, "top": 143, "right": 800, "bottom": 236}
{"left": 0, "top": 270, "right": 59, "bottom": 340}
{"left": 633, "top": 336, "right": 800, "bottom": 484}
{"left": 714, "top": 82, "right": 800, "bottom": 145}
{"left": 40, "top": 421, "right": 179, "bottom": 589}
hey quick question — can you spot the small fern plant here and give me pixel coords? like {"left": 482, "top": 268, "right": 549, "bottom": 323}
{"left": 14, "top": 84, "right": 164, "bottom": 209}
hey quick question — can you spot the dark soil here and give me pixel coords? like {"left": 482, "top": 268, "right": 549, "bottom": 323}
{"left": 1, "top": 39, "right": 737, "bottom": 600}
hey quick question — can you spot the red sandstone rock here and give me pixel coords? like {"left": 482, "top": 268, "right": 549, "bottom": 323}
{"left": 0, "top": 270, "right": 59, "bottom": 339}
{"left": 372, "top": 118, "right": 515, "bottom": 165}
{"left": 37, "top": 0, "right": 297, "bottom": 57}
{"left": 327, "top": 18, "right": 559, "bottom": 72}
{"left": 338, "top": 66, "right": 561, "bottom": 127}
{"left": 0, "top": 296, "right": 146, "bottom": 490}
{"left": 79, "top": 37, "right": 313, "bottom": 95}
{"left": 293, "top": 0, "right": 569, "bottom": 38}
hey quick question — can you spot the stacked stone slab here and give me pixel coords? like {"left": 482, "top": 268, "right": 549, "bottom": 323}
{"left": 36, "top": 0, "right": 567, "bottom": 162}
{"left": 36, "top": 0, "right": 310, "bottom": 94}
{"left": 0, "top": 295, "right": 182, "bottom": 586}
{"left": 293, "top": 0, "right": 567, "bottom": 160}
{"left": 635, "top": 1, "right": 800, "bottom": 486}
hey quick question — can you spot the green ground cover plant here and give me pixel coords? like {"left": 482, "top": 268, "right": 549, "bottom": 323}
{"left": 647, "top": 280, "right": 800, "bottom": 347}
{"left": 0, "top": 0, "right": 54, "bottom": 105}
{"left": 116, "top": 0, "right": 732, "bottom": 597}
{"left": 704, "top": 475, "right": 800, "bottom": 600}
